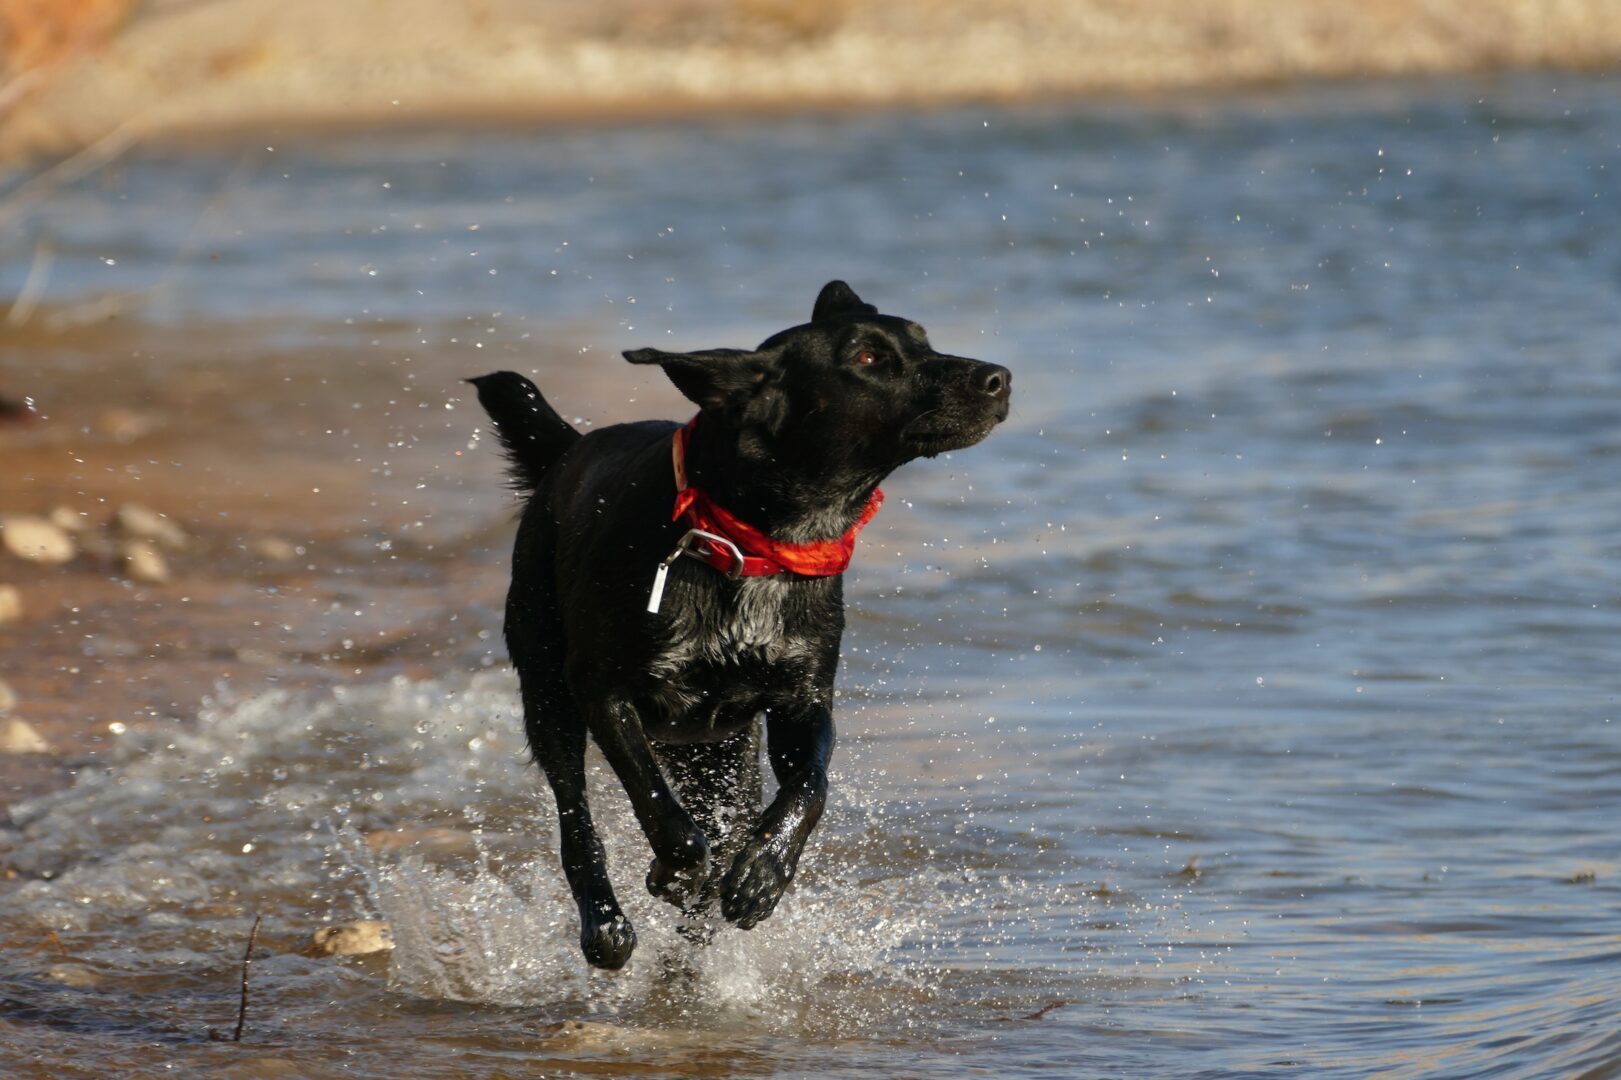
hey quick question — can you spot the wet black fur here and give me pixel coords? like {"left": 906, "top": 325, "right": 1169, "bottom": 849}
{"left": 469, "top": 281, "right": 1010, "bottom": 969}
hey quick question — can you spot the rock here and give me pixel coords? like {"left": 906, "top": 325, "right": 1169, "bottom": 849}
{"left": 534, "top": 1020, "right": 626, "bottom": 1049}
{"left": 0, "top": 678, "right": 16, "bottom": 713}
{"left": 533, "top": 1019, "right": 692, "bottom": 1051}
{"left": 0, "top": 393, "right": 37, "bottom": 426}
{"left": 120, "top": 540, "right": 170, "bottom": 583}
{"left": 308, "top": 920, "right": 394, "bottom": 956}
{"left": 365, "top": 827, "right": 478, "bottom": 856}
{"left": 249, "top": 536, "right": 299, "bottom": 562}
{"left": 0, "top": 515, "right": 76, "bottom": 563}
{"left": 0, "top": 717, "right": 51, "bottom": 754}
{"left": 74, "top": 532, "right": 118, "bottom": 561}
{"left": 223, "top": 1060, "right": 303, "bottom": 1077}
{"left": 114, "top": 503, "right": 187, "bottom": 548}
{"left": 44, "top": 964, "right": 102, "bottom": 988}
{"left": 0, "top": 584, "right": 21, "bottom": 623}
{"left": 96, "top": 407, "right": 156, "bottom": 443}
{"left": 48, "top": 507, "right": 88, "bottom": 533}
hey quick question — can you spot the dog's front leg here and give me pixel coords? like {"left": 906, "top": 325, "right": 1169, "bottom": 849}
{"left": 585, "top": 699, "right": 712, "bottom": 906}
{"left": 720, "top": 703, "right": 834, "bottom": 929}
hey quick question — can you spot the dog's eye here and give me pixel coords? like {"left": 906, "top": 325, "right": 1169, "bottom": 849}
{"left": 854, "top": 350, "right": 876, "bottom": 366}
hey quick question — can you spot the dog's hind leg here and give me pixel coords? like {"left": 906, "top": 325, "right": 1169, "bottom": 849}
{"left": 516, "top": 656, "right": 637, "bottom": 970}
{"left": 654, "top": 724, "right": 763, "bottom": 938}
{"left": 583, "top": 699, "right": 712, "bottom": 909}
{"left": 662, "top": 724, "right": 763, "bottom": 878}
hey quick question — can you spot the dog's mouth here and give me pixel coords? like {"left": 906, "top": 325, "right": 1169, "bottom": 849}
{"left": 901, "top": 410, "right": 1005, "bottom": 456}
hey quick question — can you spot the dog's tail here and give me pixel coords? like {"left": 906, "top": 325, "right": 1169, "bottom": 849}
{"left": 466, "top": 371, "right": 581, "bottom": 492}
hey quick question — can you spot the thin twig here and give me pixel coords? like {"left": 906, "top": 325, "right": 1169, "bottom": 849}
{"left": 5, "top": 236, "right": 53, "bottom": 326}
{"left": 11, "top": 147, "right": 253, "bottom": 331}
{"left": 0, "top": 114, "right": 143, "bottom": 229}
{"left": 232, "top": 914, "right": 262, "bottom": 1043}
{"left": 0, "top": 67, "right": 46, "bottom": 117}
{"left": 1021, "top": 1000, "right": 1069, "bottom": 1021}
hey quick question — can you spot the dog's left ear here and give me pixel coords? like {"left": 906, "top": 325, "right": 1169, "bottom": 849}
{"left": 813, "top": 280, "right": 878, "bottom": 322}
{"left": 625, "top": 346, "right": 785, "bottom": 429}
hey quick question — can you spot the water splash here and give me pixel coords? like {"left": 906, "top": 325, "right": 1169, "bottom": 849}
{"left": 1, "top": 673, "right": 981, "bottom": 1047}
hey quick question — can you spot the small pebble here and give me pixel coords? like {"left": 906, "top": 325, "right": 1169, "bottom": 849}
{"left": 0, "top": 515, "right": 76, "bottom": 563}
{"left": 115, "top": 503, "right": 187, "bottom": 549}
{"left": 120, "top": 540, "right": 170, "bottom": 583}
{"left": 224, "top": 1060, "right": 302, "bottom": 1077}
{"left": 97, "top": 407, "right": 155, "bottom": 443}
{"left": 0, "top": 717, "right": 51, "bottom": 754}
{"left": 75, "top": 533, "right": 118, "bottom": 561}
{"left": 309, "top": 920, "right": 394, "bottom": 956}
{"left": 48, "top": 506, "right": 88, "bottom": 533}
{"left": 535, "top": 1020, "right": 620, "bottom": 1048}
{"left": 250, "top": 536, "right": 299, "bottom": 561}
{"left": 0, "top": 584, "right": 21, "bottom": 623}
{"left": 44, "top": 964, "right": 103, "bottom": 988}
{"left": 533, "top": 1019, "right": 688, "bottom": 1051}
{"left": 365, "top": 827, "right": 477, "bottom": 855}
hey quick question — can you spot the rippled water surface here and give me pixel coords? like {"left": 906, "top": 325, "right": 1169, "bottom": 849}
{"left": 3, "top": 75, "right": 1619, "bottom": 1077}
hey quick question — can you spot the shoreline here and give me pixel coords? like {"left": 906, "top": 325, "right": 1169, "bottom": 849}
{"left": 0, "top": 314, "right": 529, "bottom": 809}
{"left": 44, "top": 64, "right": 1621, "bottom": 154}
{"left": 3, "top": 0, "right": 1620, "bottom": 160}
{"left": 9, "top": 65, "right": 1616, "bottom": 187}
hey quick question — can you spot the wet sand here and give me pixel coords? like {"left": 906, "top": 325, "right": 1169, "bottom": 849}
{"left": 4, "top": 0, "right": 1621, "bottom": 158}
{"left": 0, "top": 314, "right": 589, "bottom": 805}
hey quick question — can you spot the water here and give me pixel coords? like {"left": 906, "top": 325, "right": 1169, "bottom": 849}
{"left": 3, "top": 74, "right": 1619, "bottom": 1076}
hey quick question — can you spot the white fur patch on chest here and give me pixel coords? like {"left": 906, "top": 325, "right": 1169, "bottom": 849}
{"left": 649, "top": 575, "right": 807, "bottom": 679}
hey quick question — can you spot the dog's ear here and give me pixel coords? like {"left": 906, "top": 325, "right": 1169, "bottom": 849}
{"left": 813, "top": 280, "right": 877, "bottom": 322}
{"left": 624, "top": 346, "right": 786, "bottom": 429}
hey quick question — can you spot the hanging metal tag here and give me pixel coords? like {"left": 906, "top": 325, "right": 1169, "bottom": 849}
{"left": 647, "top": 559, "right": 673, "bottom": 614}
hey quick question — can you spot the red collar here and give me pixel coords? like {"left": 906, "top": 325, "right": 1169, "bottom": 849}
{"left": 669, "top": 415, "right": 883, "bottom": 578}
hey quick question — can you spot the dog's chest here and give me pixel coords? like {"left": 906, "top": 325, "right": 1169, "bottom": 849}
{"left": 652, "top": 575, "right": 804, "bottom": 671}
{"left": 642, "top": 572, "right": 824, "bottom": 715}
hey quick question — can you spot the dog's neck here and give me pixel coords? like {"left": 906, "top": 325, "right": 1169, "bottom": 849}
{"left": 681, "top": 418, "right": 886, "bottom": 544}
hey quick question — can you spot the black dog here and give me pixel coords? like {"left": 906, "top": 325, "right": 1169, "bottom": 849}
{"left": 470, "top": 281, "right": 1009, "bottom": 969}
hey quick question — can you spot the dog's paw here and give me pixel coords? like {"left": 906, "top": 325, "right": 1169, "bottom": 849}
{"left": 645, "top": 825, "right": 710, "bottom": 907}
{"left": 580, "top": 913, "right": 637, "bottom": 970}
{"left": 646, "top": 854, "right": 706, "bottom": 908}
{"left": 719, "top": 838, "right": 796, "bottom": 929}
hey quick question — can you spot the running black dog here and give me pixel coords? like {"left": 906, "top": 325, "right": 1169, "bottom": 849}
{"left": 470, "top": 281, "right": 1009, "bottom": 969}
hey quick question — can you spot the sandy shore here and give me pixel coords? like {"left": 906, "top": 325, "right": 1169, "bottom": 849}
{"left": 3, "top": 0, "right": 1621, "bottom": 158}
{"left": 0, "top": 314, "right": 536, "bottom": 806}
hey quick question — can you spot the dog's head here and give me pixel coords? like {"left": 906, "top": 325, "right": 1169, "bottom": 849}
{"left": 625, "top": 281, "right": 1010, "bottom": 475}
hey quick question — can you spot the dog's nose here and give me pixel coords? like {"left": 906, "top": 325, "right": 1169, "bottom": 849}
{"left": 974, "top": 364, "right": 1011, "bottom": 400}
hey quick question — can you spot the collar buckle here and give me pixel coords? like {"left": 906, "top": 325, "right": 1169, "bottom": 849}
{"left": 647, "top": 527, "right": 750, "bottom": 614}
{"left": 675, "top": 528, "right": 747, "bottom": 579}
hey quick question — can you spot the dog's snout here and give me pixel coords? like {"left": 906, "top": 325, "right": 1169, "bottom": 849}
{"left": 974, "top": 364, "right": 1011, "bottom": 400}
